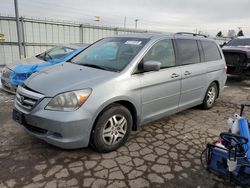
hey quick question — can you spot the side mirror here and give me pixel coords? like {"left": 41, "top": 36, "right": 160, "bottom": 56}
{"left": 143, "top": 61, "right": 161, "bottom": 72}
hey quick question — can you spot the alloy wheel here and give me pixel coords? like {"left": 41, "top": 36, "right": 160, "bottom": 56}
{"left": 102, "top": 115, "right": 127, "bottom": 145}
{"left": 207, "top": 86, "right": 216, "bottom": 106}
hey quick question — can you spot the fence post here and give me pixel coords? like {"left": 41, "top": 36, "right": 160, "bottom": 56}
{"left": 79, "top": 24, "right": 84, "bottom": 44}
{"left": 20, "top": 17, "right": 26, "bottom": 57}
{"left": 114, "top": 28, "right": 118, "bottom": 35}
{"left": 14, "top": 0, "right": 25, "bottom": 59}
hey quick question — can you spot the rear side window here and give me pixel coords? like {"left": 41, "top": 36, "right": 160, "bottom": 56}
{"left": 201, "top": 41, "right": 221, "bottom": 61}
{"left": 175, "top": 39, "right": 200, "bottom": 65}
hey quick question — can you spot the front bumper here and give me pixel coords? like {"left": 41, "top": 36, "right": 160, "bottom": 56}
{"left": 13, "top": 87, "right": 94, "bottom": 149}
{"left": 1, "top": 77, "right": 17, "bottom": 94}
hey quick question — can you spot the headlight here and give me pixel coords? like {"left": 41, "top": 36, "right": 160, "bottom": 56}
{"left": 45, "top": 89, "right": 92, "bottom": 111}
{"left": 2, "top": 67, "right": 10, "bottom": 78}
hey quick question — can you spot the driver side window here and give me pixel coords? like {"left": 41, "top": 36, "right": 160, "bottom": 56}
{"left": 143, "top": 39, "right": 175, "bottom": 69}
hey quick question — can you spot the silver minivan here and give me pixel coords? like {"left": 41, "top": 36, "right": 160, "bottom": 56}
{"left": 13, "top": 33, "right": 227, "bottom": 152}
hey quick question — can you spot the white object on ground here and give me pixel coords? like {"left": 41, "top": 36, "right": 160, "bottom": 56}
{"left": 227, "top": 159, "right": 237, "bottom": 172}
{"left": 227, "top": 117, "right": 234, "bottom": 132}
{"left": 231, "top": 114, "right": 241, "bottom": 134}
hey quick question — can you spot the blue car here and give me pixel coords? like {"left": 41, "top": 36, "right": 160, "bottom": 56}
{"left": 1, "top": 44, "right": 88, "bottom": 93}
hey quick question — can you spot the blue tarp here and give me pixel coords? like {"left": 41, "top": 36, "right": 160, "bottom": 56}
{"left": 239, "top": 118, "right": 250, "bottom": 161}
{"left": 8, "top": 47, "right": 84, "bottom": 86}
{"left": 9, "top": 62, "right": 53, "bottom": 85}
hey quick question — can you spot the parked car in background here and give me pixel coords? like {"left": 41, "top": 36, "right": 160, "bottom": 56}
{"left": 222, "top": 36, "right": 250, "bottom": 78}
{"left": 1, "top": 44, "right": 88, "bottom": 93}
{"left": 13, "top": 33, "right": 227, "bottom": 152}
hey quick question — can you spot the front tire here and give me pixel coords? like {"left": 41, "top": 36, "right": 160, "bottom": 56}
{"left": 91, "top": 104, "right": 132, "bottom": 153}
{"left": 202, "top": 82, "right": 218, "bottom": 110}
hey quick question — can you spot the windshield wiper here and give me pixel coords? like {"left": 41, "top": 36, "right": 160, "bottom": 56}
{"left": 69, "top": 62, "right": 118, "bottom": 72}
{"left": 81, "top": 64, "right": 109, "bottom": 71}
{"left": 68, "top": 59, "right": 77, "bottom": 64}
{"left": 36, "top": 54, "right": 43, "bottom": 60}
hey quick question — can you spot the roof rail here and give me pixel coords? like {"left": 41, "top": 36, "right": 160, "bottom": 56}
{"left": 175, "top": 32, "right": 207, "bottom": 38}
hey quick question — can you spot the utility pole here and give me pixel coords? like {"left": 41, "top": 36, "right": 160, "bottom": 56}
{"left": 14, "top": 0, "right": 24, "bottom": 59}
{"left": 124, "top": 16, "right": 126, "bottom": 28}
{"left": 135, "top": 19, "right": 139, "bottom": 29}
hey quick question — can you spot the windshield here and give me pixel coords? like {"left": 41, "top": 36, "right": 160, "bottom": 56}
{"left": 37, "top": 46, "right": 74, "bottom": 61}
{"left": 70, "top": 37, "right": 149, "bottom": 72}
{"left": 225, "top": 38, "right": 250, "bottom": 47}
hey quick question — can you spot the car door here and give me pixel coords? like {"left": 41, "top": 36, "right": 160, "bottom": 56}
{"left": 174, "top": 39, "right": 207, "bottom": 111}
{"left": 137, "top": 39, "right": 181, "bottom": 123}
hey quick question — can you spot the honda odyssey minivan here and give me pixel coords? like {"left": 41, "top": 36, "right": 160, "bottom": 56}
{"left": 13, "top": 33, "right": 227, "bottom": 152}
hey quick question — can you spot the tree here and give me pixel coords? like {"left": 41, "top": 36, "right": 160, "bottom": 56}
{"left": 216, "top": 31, "right": 223, "bottom": 37}
{"left": 237, "top": 30, "right": 244, "bottom": 36}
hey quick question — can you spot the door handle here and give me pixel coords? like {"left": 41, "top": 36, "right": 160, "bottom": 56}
{"left": 171, "top": 73, "right": 180, "bottom": 78}
{"left": 184, "top": 71, "right": 191, "bottom": 76}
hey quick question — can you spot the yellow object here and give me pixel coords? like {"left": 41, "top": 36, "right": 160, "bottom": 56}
{"left": 20, "top": 55, "right": 26, "bottom": 59}
{"left": 0, "top": 34, "right": 5, "bottom": 41}
{"left": 94, "top": 16, "right": 100, "bottom": 22}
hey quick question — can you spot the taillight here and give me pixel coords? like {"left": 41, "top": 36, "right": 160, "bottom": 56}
{"left": 224, "top": 64, "right": 227, "bottom": 74}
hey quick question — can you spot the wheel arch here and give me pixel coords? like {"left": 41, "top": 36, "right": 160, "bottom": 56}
{"left": 204, "top": 80, "right": 220, "bottom": 99}
{"left": 212, "top": 80, "right": 220, "bottom": 98}
{"left": 91, "top": 98, "right": 139, "bottom": 134}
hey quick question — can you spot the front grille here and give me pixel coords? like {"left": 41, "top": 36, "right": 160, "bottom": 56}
{"left": 15, "top": 86, "right": 44, "bottom": 111}
{"left": 224, "top": 52, "right": 246, "bottom": 66}
{"left": 16, "top": 93, "right": 38, "bottom": 110}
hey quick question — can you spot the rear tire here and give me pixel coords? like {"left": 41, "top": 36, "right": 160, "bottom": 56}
{"left": 91, "top": 104, "right": 132, "bottom": 153}
{"left": 202, "top": 82, "right": 218, "bottom": 110}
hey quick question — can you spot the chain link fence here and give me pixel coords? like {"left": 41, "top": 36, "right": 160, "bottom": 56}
{"left": 0, "top": 15, "right": 231, "bottom": 66}
{"left": 0, "top": 15, "right": 155, "bottom": 66}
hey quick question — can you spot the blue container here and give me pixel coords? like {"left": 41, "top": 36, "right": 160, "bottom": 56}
{"left": 207, "top": 144, "right": 250, "bottom": 185}
{"left": 239, "top": 118, "right": 250, "bottom": 161}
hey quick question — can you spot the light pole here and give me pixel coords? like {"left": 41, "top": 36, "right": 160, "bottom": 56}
{"left": 124, "top": 16, "right": 126, "bottom": 28}
{"left": 135, "top": 19, "right": 139, "bottom": 29}
{"left": 14, "top": 0, "right": 24, "bottom": 59}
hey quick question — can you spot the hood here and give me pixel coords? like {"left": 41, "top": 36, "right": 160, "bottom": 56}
{"left": 25, "top": 62, "right": 117, "bottom": 97}
{"left": 222, "top": 45, "right": 250, "bottom": 52}
{"left": 18, "top": 56, "right": 45, "bottom": 64}
{"left": 7, "top": 56, "right": 46, "bottom": 70}
{"left": 222, "top": 46, "right": 250, "bottom": 58}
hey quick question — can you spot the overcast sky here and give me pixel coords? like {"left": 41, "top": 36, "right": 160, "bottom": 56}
{"left": 1, "top": 0, "right": 250, "bottom": 36}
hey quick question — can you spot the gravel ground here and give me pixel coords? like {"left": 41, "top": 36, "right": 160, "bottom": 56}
{"left": 0, "top": 76, "right": 249, "bottom": 188}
